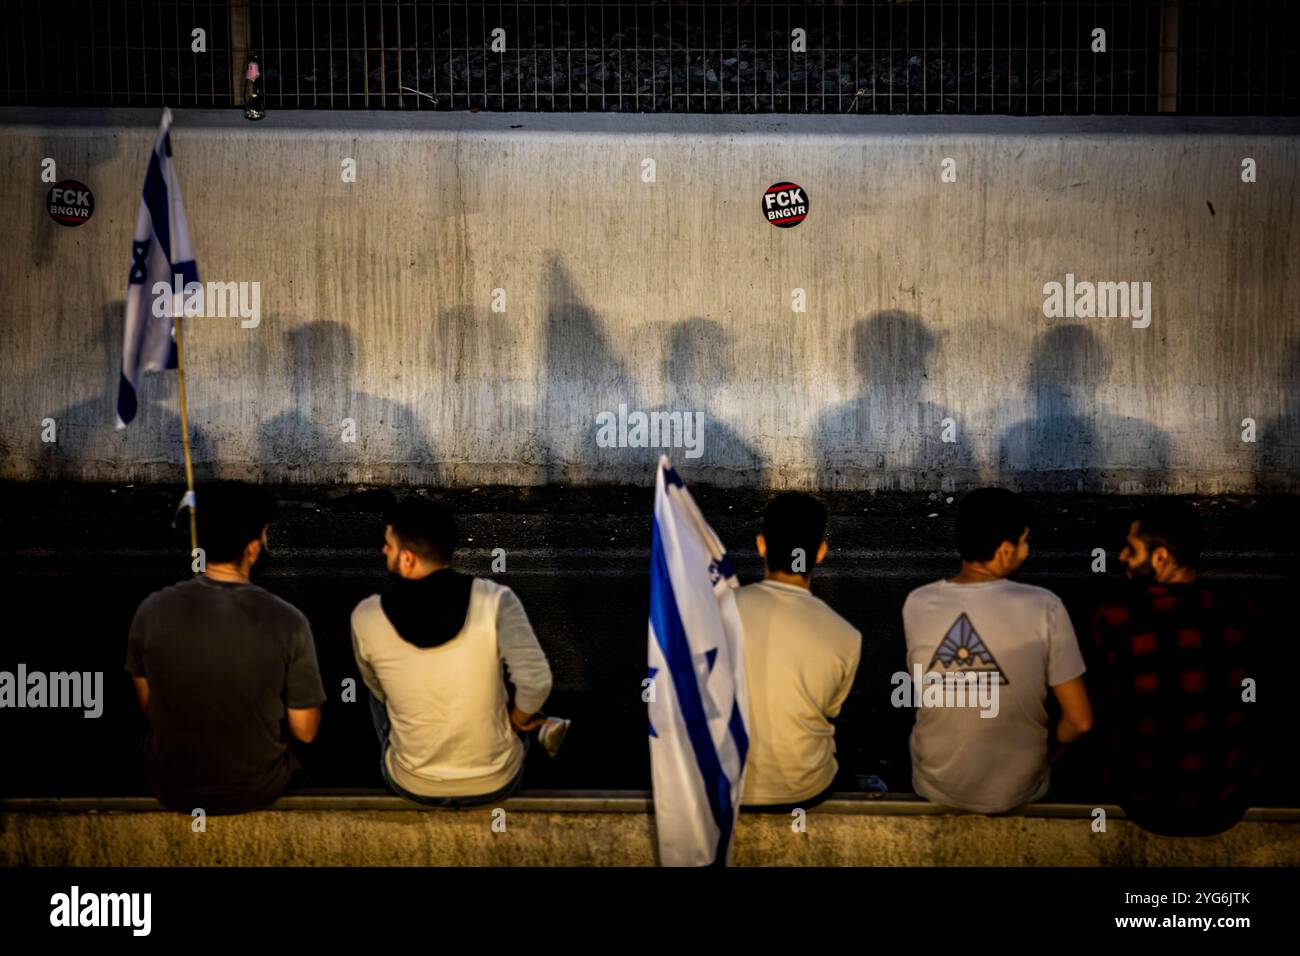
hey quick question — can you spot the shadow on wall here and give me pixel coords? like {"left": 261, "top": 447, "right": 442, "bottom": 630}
{"left": 996, "top": 324, "right": 1170, "bottom": 493}
{"left": 255, "top": 321, "right": 436, "bottom": 483}
{"left": 814, "top": 311, "right": 976, "bottom": 492}
{"left": 538, "top": 254, "right": 655, "bottom": 484}
{"left": 40, "top": 302, "right": 213, "bottom": 482}
{"left": 1256, "top": 336, "right": 1300, "bottom": 493}
{"left": 665, "top": 317, "right": 767, "bottom": 486}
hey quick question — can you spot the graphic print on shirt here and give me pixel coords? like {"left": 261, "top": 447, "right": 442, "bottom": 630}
{"left": 926, "top": 613, "right": 1009, "bottom": 684}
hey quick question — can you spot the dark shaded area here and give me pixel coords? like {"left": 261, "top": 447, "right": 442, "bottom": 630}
{"left": 815, "top": 311, "right": 977, "bottom": 491}
{"left": 538, "top": 254, "right": 654, "bottom": 484}
{"left": 1257, "top": 335, "right": 1300, "bottom": 493}
{"left": 39, "top": 303, "right": 215, "bottom": 484}
{"left": 0, "top": 482, "right": 1294, "bottom": 811}
{"left": 255, "top": 321, "right": 437, "bottom": 481}
{"left": 666, "top": 317, "right": 764, "bottom": 483}
{"left": 4, "top": 1, "right": 1296, "bottom": 115}
{"left": 997, "top": 324, "right": 1170, "bottom": 493}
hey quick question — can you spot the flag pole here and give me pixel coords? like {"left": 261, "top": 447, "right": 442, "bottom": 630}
{"left": 163, "top": 106, "right": 198, "bottom": 560}
{"left": 174, "top": 315, "right": 199, "bottom": 558}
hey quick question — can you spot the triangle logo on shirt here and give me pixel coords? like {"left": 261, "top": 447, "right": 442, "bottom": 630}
{"left": 926, "top": 612, "right": 1009, "bottom": 684}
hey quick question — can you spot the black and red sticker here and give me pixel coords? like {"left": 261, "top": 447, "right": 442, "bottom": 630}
{"left": 762, "top": 181, "right": 808, "bottom": 228}
{"left": 47, "top": 180, "right": 94, "bottom": 227}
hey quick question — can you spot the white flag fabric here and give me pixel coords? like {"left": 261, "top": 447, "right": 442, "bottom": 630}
{"left": 117, "top": 107, "right": 199, "bottom": 428}
{"left": 648, "top": 455, "right": 749, "bottom": 866}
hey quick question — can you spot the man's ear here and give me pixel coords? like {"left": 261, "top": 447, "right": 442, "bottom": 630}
{"left": 815, "top": 540, "right": 828, "bottom": 565}
{"left": 756, "top": 534, "right": 767, "bottom": 559}
{"left": 997, "top": 539, "right": 1016, "bottom": 567}
{"left": 245, "top": 538, "right": 262, "bottom": 566}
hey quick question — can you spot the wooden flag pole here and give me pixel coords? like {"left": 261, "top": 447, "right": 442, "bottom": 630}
{"left": 174, "top": 314, "right": 199, "bottom": 559}
{"left": 160, "top": 105, "right": 198, "bottom": 562}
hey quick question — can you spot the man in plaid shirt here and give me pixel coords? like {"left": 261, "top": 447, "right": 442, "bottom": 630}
{"left": 1090, "top": 501, "right": 1261, "bottom": 837}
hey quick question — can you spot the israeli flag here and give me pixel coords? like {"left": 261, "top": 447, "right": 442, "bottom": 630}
{"left": 648, "top": 455, "right": 749, "bottom": 866}
{"left": 116, "top": 107, "right": 199, "bottom": 428}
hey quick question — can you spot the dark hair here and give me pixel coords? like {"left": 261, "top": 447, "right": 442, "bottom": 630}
{"left": 1133, "top": 500, "right": 1203, "bottom": 569}
{"left": 384, "top": 498, "right": 457, "bottom": 564}
{"left": 761, "top": 492, "right": 828, "bottom": 576}
{"left": 955, "top": 488, "right": 1035, "bottom": 563}
{"left": 194, "top": 482, "right": 277, "bottom": 565}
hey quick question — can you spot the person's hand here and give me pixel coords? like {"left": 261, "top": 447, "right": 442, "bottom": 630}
{"left": 510, "top": 707, "right": 544, "bottom": 733}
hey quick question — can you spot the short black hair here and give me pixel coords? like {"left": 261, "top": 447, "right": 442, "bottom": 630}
{"left": 761, "top": 492, "right": 828, "bottom": 576}
{"left": 955, "top": 488, "right": 1035, "bottom": 563}
{"left": 385, "top": 498, "right": 457, "bottom": 564}
{"left": 194, "top": 482, "right": 277, "bottom": 564}
{"left": 1133, "top": 500, "right": 1203, "bottom": 569}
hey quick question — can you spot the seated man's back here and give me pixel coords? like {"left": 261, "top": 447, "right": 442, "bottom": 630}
{"left": 126, "top": 485, "right": 325, "bottom": 813}
{"left": 903, "top": 489, "right": 1091, "bottom": 815}
{"left": 737, "top": 580, "right": 861, "bottom": 805}
{"left": 352, "top": 573, "right": 535, "bottom": 797}
{"left": 904, "top": 578, "right": 1084, "bottom": 812}
{"left": 352, "top": 500, "right": 553, "bottom": 803}
{"left": 737, "top": 492, "right": 861, "bottom": 808}
{"left": 1091, "top": 503, "right": 1262, "bottom": 836}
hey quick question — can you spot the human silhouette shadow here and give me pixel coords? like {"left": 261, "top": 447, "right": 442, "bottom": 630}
{"left": 255, "top": 321, "right": 436, "bottom": 483}
{"left": 537, "top": 254, "right": 655, "bottom": 484}
{"left": 997, "top": 324, "right": 1170, "bottom": 492}
{"left": 1256, "top": 337, "right": 1300, "bottom": 493}
{"left": 813, "top": 311, "right": 977, "bottom": 492}
{"left": 664, "top": 317, "right": 767, "bottom": 487}
{"left": 38, "top": 303, "right": 213, "bottom": 482}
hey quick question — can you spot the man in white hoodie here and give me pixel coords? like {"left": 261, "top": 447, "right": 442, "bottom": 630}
{"left": 351, "top": 499, "right": 554, "bottom": 806}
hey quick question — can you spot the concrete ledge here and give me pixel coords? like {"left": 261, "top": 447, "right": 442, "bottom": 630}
{"left": 6, "top": 107, "right": 1300, "bottom": 135}
{"left": 3, "top": 794, "right": 1297, "bottom": 866}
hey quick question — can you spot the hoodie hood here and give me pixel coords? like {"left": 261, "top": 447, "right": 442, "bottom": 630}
{"left": 380, "top": 568, "right": 474, "bottom": 648}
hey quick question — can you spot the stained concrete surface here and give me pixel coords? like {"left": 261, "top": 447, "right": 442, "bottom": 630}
{"left": 2, "top": 111, "right": 1298, "bottom": 490}
{"left": 3, "top": 802, "right": 1296, "bottom": 867}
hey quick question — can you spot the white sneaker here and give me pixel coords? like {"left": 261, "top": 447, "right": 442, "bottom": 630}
{"left": 537, "top": 717, "right": 571, "bottom": 758}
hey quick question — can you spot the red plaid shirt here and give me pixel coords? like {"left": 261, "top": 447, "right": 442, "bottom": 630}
{"left": 1090, "top": 582, "right": 1261, "bottom": 836}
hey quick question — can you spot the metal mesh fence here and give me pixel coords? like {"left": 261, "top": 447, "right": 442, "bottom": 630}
{"left": 1, "top": 1, "right": 1296, "bottom": 115}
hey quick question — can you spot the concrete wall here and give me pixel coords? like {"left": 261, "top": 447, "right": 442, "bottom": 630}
{"left": 2, "top": 109, "right": 1297, "bottom": 491}
{"left": 3, "top": 798, "right": 1297, "bottom": 866}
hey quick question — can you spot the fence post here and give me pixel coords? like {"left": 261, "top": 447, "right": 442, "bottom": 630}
{"left": 1158, "top": 0, "right": 1180, "bottom": 112}
{"left": 230, "top": 0, "right": 250, "bottom": 105}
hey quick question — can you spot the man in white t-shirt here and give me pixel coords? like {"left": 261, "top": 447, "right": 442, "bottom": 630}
{"left": 902, "top": 488, "right": 1093, "bottom": 814}
{"left": 736, "top": 492, "right": 862, "bottom": 811}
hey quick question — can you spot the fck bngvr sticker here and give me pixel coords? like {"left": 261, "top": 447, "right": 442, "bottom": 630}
{"left": 762, "top": 181, "right": 808, "bottom": 228}
{"left": 47, "top": 180, "right": 94, "bottom": 227}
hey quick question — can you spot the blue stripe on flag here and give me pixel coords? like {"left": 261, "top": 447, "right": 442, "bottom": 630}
{"left": 728, "top": 699, "right": 749, "bottom": 767}
{"left": 649, "top": 514, "right": 736, "bottom": 865}
{"left": 142, "top": 150, "right": 172, "bottom": 261}
{"left": 164, "top": 259, "right": 200, "bottom": 371}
